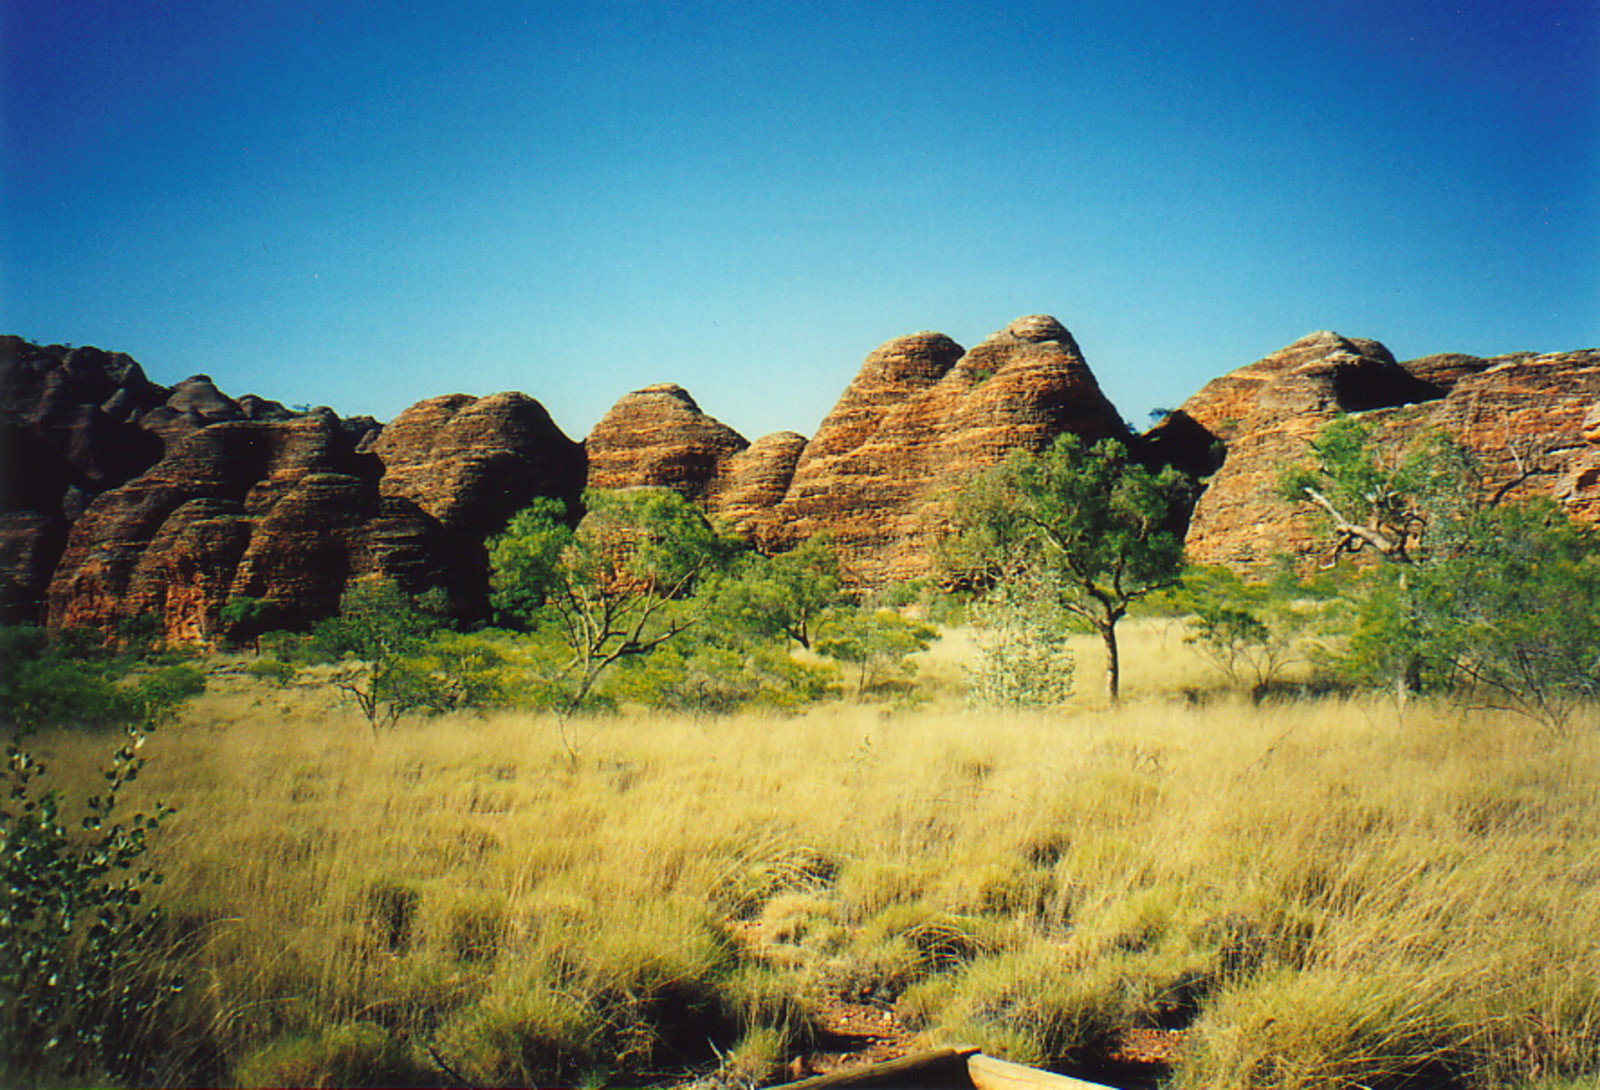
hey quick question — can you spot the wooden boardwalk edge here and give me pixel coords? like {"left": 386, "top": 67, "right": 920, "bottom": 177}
{"left": 966, "top": 1052, "right": 1120, "bottom": 1090}
{"left": 769, "top": 1047, "right": 1122, "bottom": 1090}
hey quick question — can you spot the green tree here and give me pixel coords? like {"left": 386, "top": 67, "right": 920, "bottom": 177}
{"left": 488, "top": 489, "right": 735, "bottom": 718}
{"left": 1283, "top": 420, "right": 1599, "bottom": 725}
{"left": 311, "top": 578, "right": 445, "bottom": 733}
{"left": 218, "top": 595, "right": 274, "bottom": 652}
{"left": 813, "top": 608, "right": 936, "bottom": 697}
{"left": 1410, "top": 500, "right": 1600, "bottom": 727}
{"left": 944, "top": 434, "right": 1192, "bottom": 703}
{"left": 697, "top": 535, "right": 846, "bottom": 650}
{"left": 1173, "top": 565, "right": 1310, "bottom": 697}
{"left": 1277, "top": 416, "right": 1479, "bottom": 566}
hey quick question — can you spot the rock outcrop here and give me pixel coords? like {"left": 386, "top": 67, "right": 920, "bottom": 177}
{"left": 1408, "top": 349, "right": 1600, "bottom": 525}
{"left": 1177, "top": 334, "right": 1600, "bottom": 568}
{"left": 6, "top": 318, "right": 1597, "bottom": 645}
{"left": 707, "top": 430, "right": 808, "bottom": 539}
{"left": 12, "top": 343, "right": 586, "bottom": 644}
{"left": 767, "top": 315, "right": 1128, "bottom": 584}
{"left": 46, "top": 415, "right": 380, "bottom": 642}
{"left": 585, "top": 384, "right": 750, "bottom": 504}
{"left": 0, "top": 339, "right": 169, "bottom": 623}
{"left": 575, "top": 316, "right": 1129, "bottom": 585}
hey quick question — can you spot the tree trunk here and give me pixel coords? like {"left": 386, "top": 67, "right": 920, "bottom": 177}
{"left": 1099, "top": 620, "right": 1120, "bottom": 705}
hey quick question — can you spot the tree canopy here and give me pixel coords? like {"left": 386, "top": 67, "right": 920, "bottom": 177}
{"left": 488, "top": 488, "right": 735, "bottom": 717}
{"left": 1283, "top": 419, "right": 1600, "bottom": 726}
{"left": 944, "top": 433, "right": 1193, "bottom": 703}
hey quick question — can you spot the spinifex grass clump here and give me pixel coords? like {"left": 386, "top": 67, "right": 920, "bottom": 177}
{"left": 26, "top": 656, "right": 1600, "bottom": 1088}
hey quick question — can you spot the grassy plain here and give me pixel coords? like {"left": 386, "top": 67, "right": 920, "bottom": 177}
{"left": 26, "top": 621, "right": 1600, "bottom": 1088}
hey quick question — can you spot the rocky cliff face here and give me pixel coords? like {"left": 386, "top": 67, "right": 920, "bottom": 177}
{"left": 766, "top": 316, "right": 1128, "bottom": 584}
{"left": 707, "top": 430, "right": 807, "bottom": 540}
{"left": 1176, "top": 334, "right": 1600, "bottom": 568}
{"left": 1397, "top": 348, "right": 1600, "bottom": 524}
{"left": 5, "top": 318, "right": 1596, "bottom": 644}
{"left": 585, "top": 384, "right": 750, "bottom": 504}
{"left": 2, "top": 338, "right": 585, "bottom": 645}
{"left": 578, "top": 316, "right": 1129, "bottom": 585}
{"left": 0, "top": 339, "right": 169, "bottom": 623}
{"left": 46, "top": 415, "right": 379, "bottom": 643}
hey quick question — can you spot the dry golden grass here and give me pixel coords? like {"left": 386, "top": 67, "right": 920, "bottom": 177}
{"left": 25, "top": 620, "right": 1600, "bottom": 1088}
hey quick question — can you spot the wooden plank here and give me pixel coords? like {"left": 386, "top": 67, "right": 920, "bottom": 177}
{"left": 966, "top": 1053, "right": 1122, "bottom": 1090}
{"left": 772, "top": 1046, "right": 980, "bottom": 1089}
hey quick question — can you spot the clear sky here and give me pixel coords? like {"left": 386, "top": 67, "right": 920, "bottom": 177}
{"left": 3, "top": 1, "right": 1596, "bottom": 441}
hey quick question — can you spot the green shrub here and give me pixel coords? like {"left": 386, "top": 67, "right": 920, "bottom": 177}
{"left": 815, "top": 608, "right": 936, "bottom": 696}
{"left": 610, "top": 637, "right": 838, "bottom": 714}
{"left": 2, "top": 725, "right": 179, "bottom": 1087}
{"left": 0, "top": 631, "right": 202, "bottom": 1086}
{"left": 244, "top": 658, "right": 297, "bottom": 686}
{"left": 964, "top": 576, "right": 1076, "bottom": 709}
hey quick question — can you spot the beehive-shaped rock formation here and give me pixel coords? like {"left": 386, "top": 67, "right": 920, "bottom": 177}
{"left": 767, "top": 315, "right": 1128, "bottom": 583}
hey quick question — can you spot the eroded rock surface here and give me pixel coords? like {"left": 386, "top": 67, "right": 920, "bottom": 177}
{"left": 585, "top": 384, "right": 750, "bottom": 503}
{"left": 0, "top": 339, "right": 168, "bottom": 622}
{"left": 36, "top": 374, "right": 584, "bottom": 645}
{"left": 708, "top": 430, "right": 808, "bottom": 540}
{"left": 7, "top": 320, "right": 1597, "bottom": 643}
{"left": 1177, "top": 334, "right": 1600, "bottom": 568}
{"left": 768, "top": 315, "right": 1128, "bottom": 584}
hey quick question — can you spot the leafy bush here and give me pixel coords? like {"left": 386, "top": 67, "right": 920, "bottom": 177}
{"left": 244, "top": 658, "right": 297, "bottom": 686}
{"left": 697, "top": 535, "right": 846, "bottom": 650}
{"left": 0, "top": 629, "right": 202, "bottom": 1085}
{"left": 610, "top": 634, "right": 838, "bottom": 714}
{"left": 311, "top": 578, "right": 447, "bottom": 732}
{"left": 1284, "top": 421, "right": 1600, "bottom": 727}
{"left": 965, "top": 574, "right": 1075, "bottom": 709}
{"left": 489, "top": 490, "right": 739, "bottom": 716}
{"left": 1173, "top": 565, "right": 1313, "bottom": 697}
{"left": 2, "top": 730, "right": 185, "bottom": 1085}
{"left": 814, "top": 608, "right": 936, "bottom": 697}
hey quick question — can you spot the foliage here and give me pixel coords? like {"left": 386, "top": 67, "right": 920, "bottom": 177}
{"left": 489, "top": 489, "right": 738, "bottom": 718}
{"left": 1172, "top": 565, "right": 1311, "bottom": 696}
{"left": 0, "top": 631, "right": 195, "bottom": 1087}
{"left": 218, "top": 595, "right": 274, "bottom": 651}
{"left": 1405, "top": 500, "right": 1600, "bottom": 726}
{"left": 610, "top": 634, "right": 839, "bottom": 715}
{"left": 243, "top": 657, "right": 297, "bottom": 686}
{"left": 964, "top": 571, "right": 1075, "bottom": 710}
{"left": 310, "top": 578, "right": 447, "bottom": 733}
{"left": 697, "top": 535, "right": 846, "bottom": 649}
{"left": 386, "top": 630, "right": 520, "bottom": 714}
{"left": 872, "top": 577, "right": 966, "bottom": 626}
{"left": 571, "top": 536, "right": 856, "bottom": 714}
{"left": 1277, "top": 417, "right": 1479, "bottom": 565}
{"left": 814, "top": 608, "right": 936, "bottom": 697}
{"left": 944, "top": 433, "right": 1193, "bottom": 702}
{"left": 0, "top": 627, "right": 205, "bottom": 735}
{"left": 1284, "top": 421, "right": 1600, "bottom": 725}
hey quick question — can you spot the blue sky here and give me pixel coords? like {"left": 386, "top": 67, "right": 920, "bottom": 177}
{"left": 3, "top": 1, "right": 1596, "bottom": 441}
